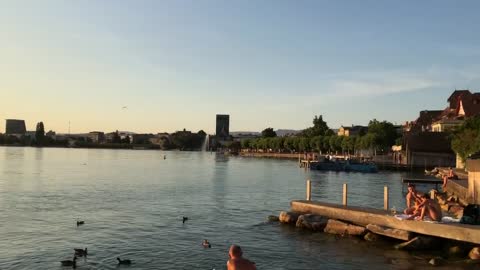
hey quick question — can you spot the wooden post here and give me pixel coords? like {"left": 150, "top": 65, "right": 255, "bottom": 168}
{"left": 306, "top": 179, "right": 312, "bottom": 201}
{"left": 342, "top": 183, "right": 348, "bottom": 206}
{"left": 430, "top": 189, "right": 436, "bottom": 200}
{"left": 384, "top": 186, "right": 389, "bottom": 210}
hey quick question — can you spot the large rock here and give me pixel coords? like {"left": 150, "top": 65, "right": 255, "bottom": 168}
{"left": 267, "top": 215, "right": 279, "bottom": 222}
{"left": 295, "top": 214, "right": 328, "bottom": 231}
{"left": 429, "top": 257, "right": 445, "bottom": 266}
{"left": 394, "top": 236, "right": 441, "bottom": 251}
{"left": 324, "top": 219, "right": 366, "bottom": 236}
{"left": 447, "top": 245, "right": 471, "bottom": 258}
{"left": 469, "top": 247, "right": 480, "bottom": 260}
{"left": 364, "top": 232, "right": 381, "bottom": 242}
{"left": 279, "top": 211, "right": 300, "bottom": 224}
{"left": 366, "top": 224, "right": 412, "bottom": 241}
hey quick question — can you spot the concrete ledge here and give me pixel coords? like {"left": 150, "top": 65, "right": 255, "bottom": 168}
{"left": 291, "top": 200, "right": 480, "bottom": 244}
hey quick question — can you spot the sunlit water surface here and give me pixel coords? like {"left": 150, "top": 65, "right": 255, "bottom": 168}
{"left": 0, "top": 147, "right": 471, "bottom": 269}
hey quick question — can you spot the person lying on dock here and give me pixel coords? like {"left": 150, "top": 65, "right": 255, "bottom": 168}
{"left": 408, "top": 194, "right": 442, "bottom": 222}
{"left": 442, "top": 167, "right": 458, "bottom": 189}
{"left": 404, "top": 184, "right": 422, "bottom": 215}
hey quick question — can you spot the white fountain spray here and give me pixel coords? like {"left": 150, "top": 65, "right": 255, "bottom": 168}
{"left": 202, "top": 134, "right": 209, "bottom": 152}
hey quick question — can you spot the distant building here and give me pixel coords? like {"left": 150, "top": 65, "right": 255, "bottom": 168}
{"left": 88, "top": 131, "right": 105, "bottom": 143}
{"left": 5, "top": 119, "right": 26, "bottom": 135}
{"left": 149, "top": 133, "right": 170, "bottom": 148}
{"left": 431, "top": 119, "right": 464, "bottom": 132}
{"left": 232, "top": 133, "right": 260, "bottom": 141}
{"left": 216, "top": 114, "right": 230, "bottom": 139}
{"left": 401, "top": 132, "right": 455, "bottom": 167}
{"left": 132, "top": 133, "right": 154, "bottom": 144}
{"left": 408, "top": 110, "right": 443, "bottom": 132}
{"left": 337, "top": 125, "right": 367, "bottom": 137}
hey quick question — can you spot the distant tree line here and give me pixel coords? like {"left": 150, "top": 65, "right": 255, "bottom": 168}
{"left": 236, "top": 116, "right": 400, "bottom": 155}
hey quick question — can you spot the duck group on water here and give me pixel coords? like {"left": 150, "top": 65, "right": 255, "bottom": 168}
{"left": 60, "top": 215, "right": 215, "bottom": 268}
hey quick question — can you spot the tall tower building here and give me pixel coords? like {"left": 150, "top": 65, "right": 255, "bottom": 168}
{"left": 215, "top": 114, "right": 230, "bottom": 139}
{"left": 5, "top": 119, "right": 26, "bottom": 135}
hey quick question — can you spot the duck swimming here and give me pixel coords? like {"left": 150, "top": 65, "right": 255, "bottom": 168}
{"left": 182, "top": 216, "right": 188, "bottom": 224}
{"left": 60, "top": 256, "right": 77, "bottom": 268}
{"left": 74, "top": 248, "right": 87, "bottom": 257}
{"left": 117, "top": 257, "right": 132, "bottom": 265}
{"left": 76, "top": 220, "right": 85, "bottom": 226}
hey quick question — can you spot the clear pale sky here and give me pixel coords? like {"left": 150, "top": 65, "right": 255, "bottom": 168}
{"left": 1, "top": 1, "right": 480, "bottom": 134}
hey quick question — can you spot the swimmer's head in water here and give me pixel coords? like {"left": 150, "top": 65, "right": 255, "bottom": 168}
{"left": 229, "top": 245, "right": 243, "bottom": 258}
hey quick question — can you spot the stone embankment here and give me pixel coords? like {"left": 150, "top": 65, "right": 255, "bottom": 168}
{"left": 270, "top": 210, "right": 480, "bottom": 266}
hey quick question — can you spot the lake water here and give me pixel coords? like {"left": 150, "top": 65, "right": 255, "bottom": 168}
{"left": 0, "top": 147, "right": 468, "bottom": 269}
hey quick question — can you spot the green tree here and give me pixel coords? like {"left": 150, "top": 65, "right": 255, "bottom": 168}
{"left": 261, "top": 127, "right": 277, "bottom": 138}
{"left": 241, "top": 139, "right": 251, "bottom": 149}
{"left": 451, "top": 116, "right": 480, "bottom": 164}
{"left": 301, "top": 115, "right": 330, "bottom": 137}
{"left": 35, "top": 122, "right": 45, "bottom": 145}
{"left": 367, "top": 119, "right": 399, "bottom": 151}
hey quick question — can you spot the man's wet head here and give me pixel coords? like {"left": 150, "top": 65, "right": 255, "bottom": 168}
{"left": 229, "top": 245, "right": 243, "bottom": 258}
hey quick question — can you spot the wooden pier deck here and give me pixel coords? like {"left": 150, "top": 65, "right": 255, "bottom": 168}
{"left": 291, "top": 200, "right": 480, "bottom": 244}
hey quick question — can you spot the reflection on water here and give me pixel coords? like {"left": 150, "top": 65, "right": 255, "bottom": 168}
{"left": 0, "top": 147, "right": 470, "bottom": 270}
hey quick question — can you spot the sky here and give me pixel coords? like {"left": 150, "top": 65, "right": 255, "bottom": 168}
{"left": 1, "top": 0, "right": 480, "bottom": 134}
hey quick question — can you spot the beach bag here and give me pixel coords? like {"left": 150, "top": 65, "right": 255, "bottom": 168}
{"left": 460, "top": 204, "right": 480, "bottom": 225}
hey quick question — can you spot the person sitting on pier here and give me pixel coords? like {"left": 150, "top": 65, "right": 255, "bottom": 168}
{"left": 412, "top": 194, "right": 443, "bottom": 222}
{"left": 404, "top": 184, "right": 422, "bottom": 215}
{"left": 442, "top": 167, "right": 458, "bottom": 189}
{"left": 227, "top": 245, "right": 256, "bottom": 270}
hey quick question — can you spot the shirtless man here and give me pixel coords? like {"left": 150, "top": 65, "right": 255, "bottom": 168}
{"left": 443, "top": 167, "right": 457, "bottom": 189}
{"left": 227, "top": 245, "right": 256, "bottom": 270}
{"left": 404, "top": 184, "right": 422, "bottom": 215}
{"left": 414, "top": 194, "right": 443, "bottom": 221}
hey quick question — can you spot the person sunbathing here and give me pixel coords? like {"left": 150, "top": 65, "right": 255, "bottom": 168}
{"left": 443, "top": 167, "right": 458, "bottom": 189}
{"left": 410, "top": 194, "right": 442, "bottom": 222}
{"left": 404, "top": 184, "right": 422, "bottom": 215}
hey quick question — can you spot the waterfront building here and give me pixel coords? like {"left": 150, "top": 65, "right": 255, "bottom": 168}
{"left": 215, "top": 114, "right": 230, "bottom": 139}
{"left": 431, "top": 119, "right": 464, "bottom": 132}
{"left": 400, "top": 132, "right": 455, "bottom": 167}
{"left": 149, "top": 133, "right": 170, "bottom": 148}
{"left": 88, "top": 131, "right": 105, "bottom": 144}
{"left": 337, "top": 125, "right": 367, "bottom": 136}
{"left": 131, "top": 133, "right": 154, "bottom": 144}
{"left": 5, "top": 119, "right": 26, "bottom": 135}
{"left": 408, "top": 110, "right": 443, "bottom": 133}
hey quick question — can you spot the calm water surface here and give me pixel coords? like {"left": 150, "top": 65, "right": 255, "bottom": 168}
{"left": 0, "top": 147, "right": 470, "bottom": 270}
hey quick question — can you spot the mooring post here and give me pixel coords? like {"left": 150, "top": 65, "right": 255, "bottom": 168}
{"left": 430, "top": 189, "right": 436, "bottom": 200}
{"left": 342, "top": 183, "right": 348, "bottom": 206}
{"left": 306, "top": 179, "right": 312, "bottom": 201}
{"left": 384, "top": 186, "right": 389, "bottom": 210}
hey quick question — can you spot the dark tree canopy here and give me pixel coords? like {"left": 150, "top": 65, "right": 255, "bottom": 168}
{"left": 366, "top": 119, "right": 399, "bottom": 151}
{"left": 451, "top": 116, "right": 480, "bottom": 164}
{"left": 35, "top": 122, "right": 45, "bottom": 145}
{"left": 261, "top": 128, "right": 277, "bottom": 138}
{"left": 301, "top": 115, "right": 331, "bottom": 137}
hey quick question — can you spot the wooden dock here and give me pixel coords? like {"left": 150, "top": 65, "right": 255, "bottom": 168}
{"left": 290, "top": 200, "right": 480, "bottom": 244}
